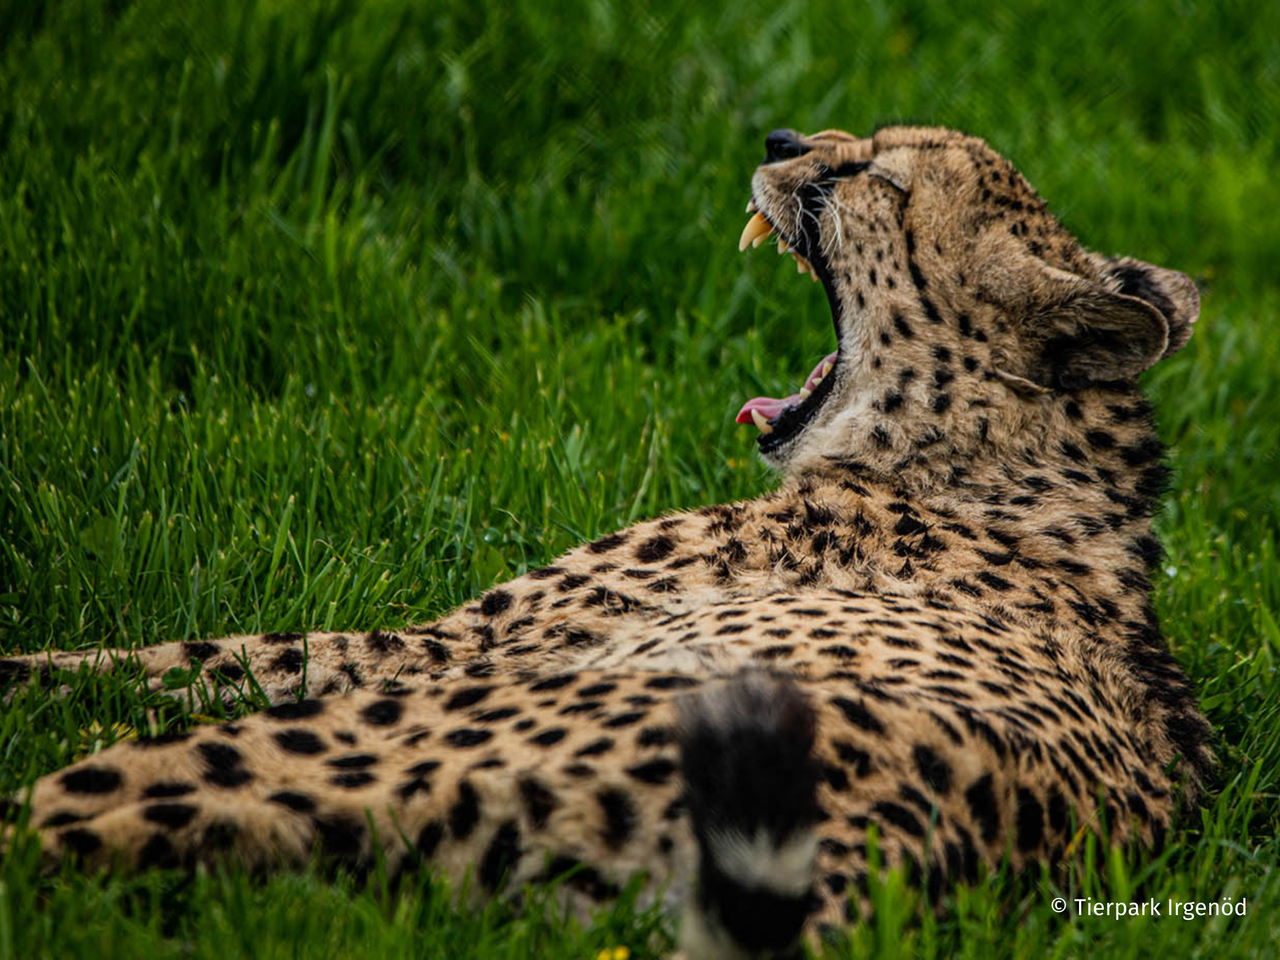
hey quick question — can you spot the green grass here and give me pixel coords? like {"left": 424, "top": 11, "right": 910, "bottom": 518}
{"left": 2, "top": 0, "right": 1279, "bottom": 955}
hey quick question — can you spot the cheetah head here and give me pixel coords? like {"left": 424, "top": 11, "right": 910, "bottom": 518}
{"left": 736, "top": 125, "right": 1200, "bottom": 478}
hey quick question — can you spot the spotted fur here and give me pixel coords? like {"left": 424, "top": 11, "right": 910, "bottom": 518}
{"left": 2, "top": 126, "right": 1210, "bottom": 957}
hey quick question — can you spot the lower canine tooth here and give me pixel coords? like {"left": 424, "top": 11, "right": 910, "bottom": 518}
{"left": 750, "top": 409, "right": 774, "bottom": 434}
{"left": 796, "top": 258, "right": 809, "bottom": 275}
{"left": 777, "top": 238, "right": 789, "bottom": 253}
{"left": 811, "top": 377, "right": 823, "bottom": 388}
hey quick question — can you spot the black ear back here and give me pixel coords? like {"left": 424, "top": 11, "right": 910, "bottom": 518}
{"left": 1104, "top": 257, "right": 1200, "bottom": 358}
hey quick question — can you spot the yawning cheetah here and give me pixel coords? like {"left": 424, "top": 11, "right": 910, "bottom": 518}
{"left": 2, "top": 126, "right": 1211, "bottom": 958}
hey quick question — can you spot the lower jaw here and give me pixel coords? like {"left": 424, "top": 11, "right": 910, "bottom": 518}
{"left": 756, "top": 355, "right": 839, "bottom": 454}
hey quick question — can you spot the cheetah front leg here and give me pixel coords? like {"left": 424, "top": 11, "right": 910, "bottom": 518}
{"left": 2, "top": 505, "right": 739, "bottom": 708}
{"left": 0, "top": 624, "right": 464, "bottom": 708}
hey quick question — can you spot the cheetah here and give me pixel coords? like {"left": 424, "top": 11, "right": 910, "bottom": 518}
{"left": 2, "top": 126, "right": 1211, "bottom": 958}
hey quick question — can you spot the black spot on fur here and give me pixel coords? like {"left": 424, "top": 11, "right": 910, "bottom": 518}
{"left": 530, "top": 728, "right": 567, "bottom": 746}
{"left": 644, "top": 675, "right": 700, "bottom": 690}
{"left": 832, "top": 740, "right": 872, "bottom": 778}
{"left": 60, "top": 827, "right": 103, "bottom": 857}
{"left": 964, "top": 773, "right": 1000, "bottom": 843}
{"left": 331, "top": 771, "right": 377, "bottom": 789}
{"left": 519, "top": 777, "right": 559, "bottom": 829}
{"left": 557, "top": 572, "right": 591, "bottom": 591}
{"left": 416, "top": 820, "right": 445, "bottom": 857}
{"left": 313, "top": 815, "right": 365, "bottom": 862}
{"left": 588, "top": 532, "right": 629, "bottom": 554}
{"left": 131, "top": 732, "right": 190, "bottom": 757}
{"left": 327, "top": 754, "right": 378, "bottom": 769}
{"left": 479, "top": 820, "right": 522, "bottom": 892}
{"left": 476, "top": 706, "right": 520, "bottom": 723}
{"left": 976, "top": 571, "right": 1013, "bottom": 591}
{"left": 913, "top": 745, "right": 953, "bottom": 794}
{"left": 422, "top": 638, "right": 450, "bottom": 663}
{"left": 872, "top": 800, "right": 925, "bottom": 836}
{"left": 444, "top": 728, "right": 493, "bottom": 748}
{"left": 274, "top": 729, "right": 327, "bottom": 755}
{"left": 270, "top": 647, "right": 305, "bottom": 674}
{"left": 42, "top": 811, "right": 86, "bottom": 827}
{"left": 529, "top": 674, "right": 575, "bottom": 692}
{"left": 264, "top": 632, "right": 304, "bottom": 644}
{"left": 450, "top": 782, "right": 481, "bottom": 839}
{"left": 0, "top": 659, "right": 32, "bottom": 684}
{"left": 209, "top": 661, "right": 245, "bottom": 683}
{"left": 635, "top": 535, "right": 675, "bottom": 563}
{"left": 1015, "top": 787, "right": 1044, "bottom": 852}
{"left": 266, "top": 699, "right": 325, "bottom": 720}
{"left": 138, "top": 833, "right": 180, "bottom": 869}
{"left": 627, "top": 757, "right": 678, "bottom": 785}
{"left": 480, "top": 590, "right": 514, "bottom": 616}
{"left": 831, "top": 697, "right": 885, "bottom": 734}
{"left": 597, "top": 788, "right": 637, "bottom": 850}
{"left": 61, "top": 766, "right": 122, "bottom": 795}
{"left": 365, "top": 631, "right": 405, "bottom": 655}
{"left": 360, "top": 698, "right": 404, "bottom": 726}
{"left": 444, "top": 686, "right": 495, "bottom": 710}
{"left": 269, "top": 791, "right": 317, "bottom": 813}
{"left": 197, "top": 742, "right": 253, "bottom": 788}
{"left": 182, "top": 641, "right": 221, "bottom": 661}
{"left": 144, "top": 803, "right": 198, "bottom": 830}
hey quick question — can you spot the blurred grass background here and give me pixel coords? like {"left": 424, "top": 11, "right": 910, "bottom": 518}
{"left": 1, "top": 0, "right": 1279, "bottom": 955}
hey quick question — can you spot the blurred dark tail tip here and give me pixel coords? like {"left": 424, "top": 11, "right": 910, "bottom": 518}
{"left": 677, "top": 671, "right": 821, "bottom": 958}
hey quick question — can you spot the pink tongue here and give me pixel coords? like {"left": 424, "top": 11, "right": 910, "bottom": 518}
{"left": 736, "top": 352, "right": 838, "bottom": 425}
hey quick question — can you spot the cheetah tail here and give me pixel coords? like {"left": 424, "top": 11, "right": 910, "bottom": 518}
{"left": 676, "top": 671, "right": 822, "bottom": 959}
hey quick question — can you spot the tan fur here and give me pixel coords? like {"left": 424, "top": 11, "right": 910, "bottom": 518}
{"left": 2, "top": 126, "right": 1210, "bottom": 954}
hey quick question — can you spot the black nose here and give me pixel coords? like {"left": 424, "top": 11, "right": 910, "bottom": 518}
{"left": 764, "top": 129, "right": 812, "bottom": 162}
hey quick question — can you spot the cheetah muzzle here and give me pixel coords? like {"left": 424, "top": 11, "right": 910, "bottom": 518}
{"left": 2, "top": 126, "right": 1211, "bottom": 960}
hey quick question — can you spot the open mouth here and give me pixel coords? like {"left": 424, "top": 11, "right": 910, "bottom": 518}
{"left": 734, "top": 198, "right": 842, "bottom": 453}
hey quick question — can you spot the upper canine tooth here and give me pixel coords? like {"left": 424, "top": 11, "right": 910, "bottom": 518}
{"left": 746, "top": 199, "right": 757, "bottom": 213}
{"left": 750, "top": 409, "right": 774, "bottom": 434}
{"left": 738, "top": 213, "right": 773, "bottom": 252}
{"left": 822, "top": 361, "right": 834, "bottom": 376}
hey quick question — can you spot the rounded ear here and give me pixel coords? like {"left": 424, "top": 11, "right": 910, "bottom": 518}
{"left": 1032, "top": 275, "right": 1171, "bottom": 389}
{"left": 1101, "top": 256, "right": 1200, "bottom": 358}
{"left": 976, "top": 234, "right": 1184, "bottom": 391}
{"left": 866, "top": 147, "right": 914, "bottom": 193}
